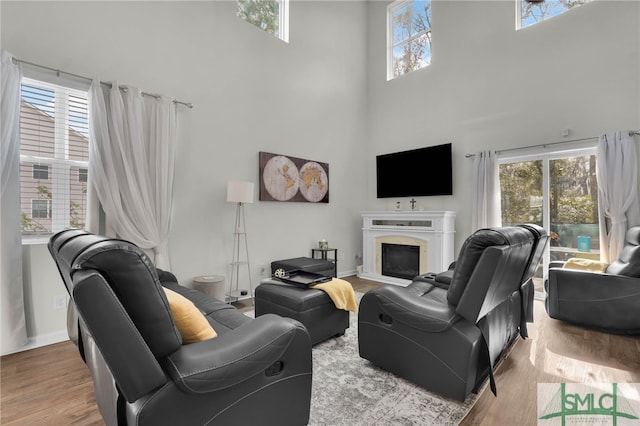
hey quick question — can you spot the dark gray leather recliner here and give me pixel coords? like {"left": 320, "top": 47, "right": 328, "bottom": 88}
{"left": 49, "top": 229, "right": 312, "bottom": 426}
{"left": 545, "top": 226, "right": 640, "bottom": 334}
{"left": 358, "top": 225, "right": 547, "bottom": 401}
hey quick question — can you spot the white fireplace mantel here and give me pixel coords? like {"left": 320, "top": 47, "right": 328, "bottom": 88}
{"left": 360, "top": 210, "right": 456, "bottom": 286}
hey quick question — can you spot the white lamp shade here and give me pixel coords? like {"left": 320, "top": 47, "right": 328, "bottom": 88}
{"left": 226, "top": 181, "right": 254, "bottom": 203}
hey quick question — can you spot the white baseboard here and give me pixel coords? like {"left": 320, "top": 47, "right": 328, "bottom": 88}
{"left": 1, "top": 330, "right": 69, "bottom": 356}
{"left": 338, "top": 270, "right": 356, "bottom": 279}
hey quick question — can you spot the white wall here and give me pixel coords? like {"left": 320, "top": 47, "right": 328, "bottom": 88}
{"left": 2, "top": 0, "right": 639, "bottom": 350}
{"left": 365, "top": 0, "right": 640, "bottom": 243}
{"left": 1, "top": 0, "right": 369, "bottom": 349}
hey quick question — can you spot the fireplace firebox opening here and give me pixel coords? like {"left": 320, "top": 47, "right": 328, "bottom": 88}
{"left": 381, "top": 243, "right": 420, "bottom": 280}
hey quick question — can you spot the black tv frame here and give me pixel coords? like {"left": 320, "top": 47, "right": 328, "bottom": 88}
{"left": 376, "top": 143, "right": 453, "bottom": 198}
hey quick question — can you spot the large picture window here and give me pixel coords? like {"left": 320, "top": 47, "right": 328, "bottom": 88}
{"left": 19, "top": 78, "right": 89, "bottom": 240}
{"left": 387, "top": 0, "right": 432, "bottom": 80}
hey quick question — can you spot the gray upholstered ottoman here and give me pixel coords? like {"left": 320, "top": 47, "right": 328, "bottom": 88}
{"left": 255, "top": 279, "right": 349, "bottom": 345}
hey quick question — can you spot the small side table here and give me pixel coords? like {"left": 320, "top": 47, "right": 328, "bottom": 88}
{"left": 193, "top": 275, "right": 226, "bottom": 302}
{"left": 311, "top": 248, "right": 337, "bottom": 277}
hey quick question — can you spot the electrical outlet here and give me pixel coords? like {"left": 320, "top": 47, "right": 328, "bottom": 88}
{"left": 54, "top": 294, "right": 67, "bottom": 310}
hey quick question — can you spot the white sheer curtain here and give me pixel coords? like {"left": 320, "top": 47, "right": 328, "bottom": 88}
{"left": 0, "top": 50, "right": 27, "bottom": 353}
{"left": 596, "top": 131, "right": 640, "bottom": 263}
{"left": 88, "top": 80, "right": 176, "bottom": 269}
{"left": 471, "top": 150, "right": 502, "bottom": 230}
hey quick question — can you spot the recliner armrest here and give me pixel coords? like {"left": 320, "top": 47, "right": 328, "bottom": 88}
{"left": 548, "top": 267, "right": 640, "bottom": 289}
{"left": 545, "top": 267, "right": 640, "bottom": 332}
{"left": 164, "top": 314, "right": 309, "bottom": 394}
{"left": 546, "top": 267, "right": 640, "bottom": 314}
{"left": 361, "top": 285, "right": 459, "bottom": 333}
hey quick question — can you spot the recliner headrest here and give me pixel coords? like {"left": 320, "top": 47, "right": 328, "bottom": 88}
{"left": 48, "top": 229, "right": 113, "bottom": 294}
{"left": 49, "top": 229, "right": 181, "bottom": 358}
{"left": 447, "top": 227, "right": 534, "bottom": 306}
{"left": 72, "top": 239, "right": 181, "bottom": 358}
{"left": 606, "top": 226, "right": 640, "bottom": 277}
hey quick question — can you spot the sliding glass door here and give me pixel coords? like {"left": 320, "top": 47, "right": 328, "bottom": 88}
{"left": 548, "top": 154, "right": 599, "bottom": 263}
{"left": 499, "top": 148, "right": 599, "bottom": 291}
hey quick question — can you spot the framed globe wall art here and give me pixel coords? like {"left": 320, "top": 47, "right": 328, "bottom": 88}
{"left": 259, "top": 151, "right": 329, "bottom": 203}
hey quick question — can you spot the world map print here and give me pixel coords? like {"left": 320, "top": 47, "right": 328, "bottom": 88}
{"left": 259, "top": 152, "right": 329, "bottom": 203}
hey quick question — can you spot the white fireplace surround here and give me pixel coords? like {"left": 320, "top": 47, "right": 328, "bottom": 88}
{"left": 360, "top": 211, "right": 456, "bottom": 286}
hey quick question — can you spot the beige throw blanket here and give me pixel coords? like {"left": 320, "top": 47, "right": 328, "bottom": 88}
{"left": 312, "top": 278, "right": 358, "bottom": 312}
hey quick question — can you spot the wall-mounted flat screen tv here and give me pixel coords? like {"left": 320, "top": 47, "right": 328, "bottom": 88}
{"left": 376, "top": 143, "right": 452, "bottom": 198}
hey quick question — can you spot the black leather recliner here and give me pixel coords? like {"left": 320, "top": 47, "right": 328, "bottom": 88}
{"left": 545, "top": 226, "right": 640, "bottom": 334}
{"left": 49, "top": 229, "right": 312, "bottom": 425}
{"left": 358, "top": 225, "right": 547, "bottom": 401}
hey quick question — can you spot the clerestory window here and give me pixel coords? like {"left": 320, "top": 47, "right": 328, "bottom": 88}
{"left": 237, "top": 0, "right": 289, "bottom": 43}
{"left": 387, "top": 0, "right": 432, "bottom": 80}
{"left": 518, "top": 0, "right": 592, "bottom": 30}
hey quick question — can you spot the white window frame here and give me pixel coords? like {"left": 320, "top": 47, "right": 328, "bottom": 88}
{"left": 20, "top": 77, "right": 89, "bottom": 244}
{"left": 278, "top": 0, "right": 289, "bottom": 43}
{"left": 387, "top": 0, "right": 432, "bottom": 81}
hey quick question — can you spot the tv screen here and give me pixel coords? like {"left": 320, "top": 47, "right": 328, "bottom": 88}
{"left": 376, "top": 143, "right": 452, "bottom": 198}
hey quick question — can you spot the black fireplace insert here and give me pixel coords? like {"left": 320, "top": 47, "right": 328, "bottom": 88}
{"left": 381, "top": 243, "right": 420, "bottom": 280}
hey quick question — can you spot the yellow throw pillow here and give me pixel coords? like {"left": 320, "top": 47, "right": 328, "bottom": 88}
{"left": 163, "top": 288, "right": 217, "bottom": 343}
{"left": 563, "top": 258, "right": 609, "bottom": 273}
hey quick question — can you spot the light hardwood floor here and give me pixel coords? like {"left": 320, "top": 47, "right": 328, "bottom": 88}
{"left": 1, "top": 275, "right": 638, "bottom": 425}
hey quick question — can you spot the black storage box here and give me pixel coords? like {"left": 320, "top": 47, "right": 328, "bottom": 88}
{"left": 271, "top": 257, "right": 335, "bottom": 278}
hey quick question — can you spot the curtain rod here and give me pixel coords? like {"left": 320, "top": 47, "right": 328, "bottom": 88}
{"left": 464, "top": 131, "right": 640, "bottom": 158}
{"left": 12, "top": 57, "right": 194, "bottom": 109}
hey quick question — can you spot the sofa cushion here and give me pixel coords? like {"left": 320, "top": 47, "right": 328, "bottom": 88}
{"left": 563, "top": 258, "right": 609, "bottom": 273}
{"left": 163, "top": 288, "right": 217, "bottom": 343}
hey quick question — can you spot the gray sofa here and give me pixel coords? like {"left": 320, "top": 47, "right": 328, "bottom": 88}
{"left": 545, "top": 226, "right": 640, "bottom": 334}
{"left": 358, "top": 225, "right": 547, "bottom": 401}
{"left": 49, "top": 229, "right": 312, "bottom": 425}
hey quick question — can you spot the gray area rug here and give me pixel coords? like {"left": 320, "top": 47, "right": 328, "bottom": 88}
{"left": 247, "top": 292, "right": 479, "bottom": 425}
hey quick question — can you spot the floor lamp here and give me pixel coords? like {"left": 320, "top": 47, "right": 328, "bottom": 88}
{"left": 227, "top": 181, "right": 254, "bottom": 304}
